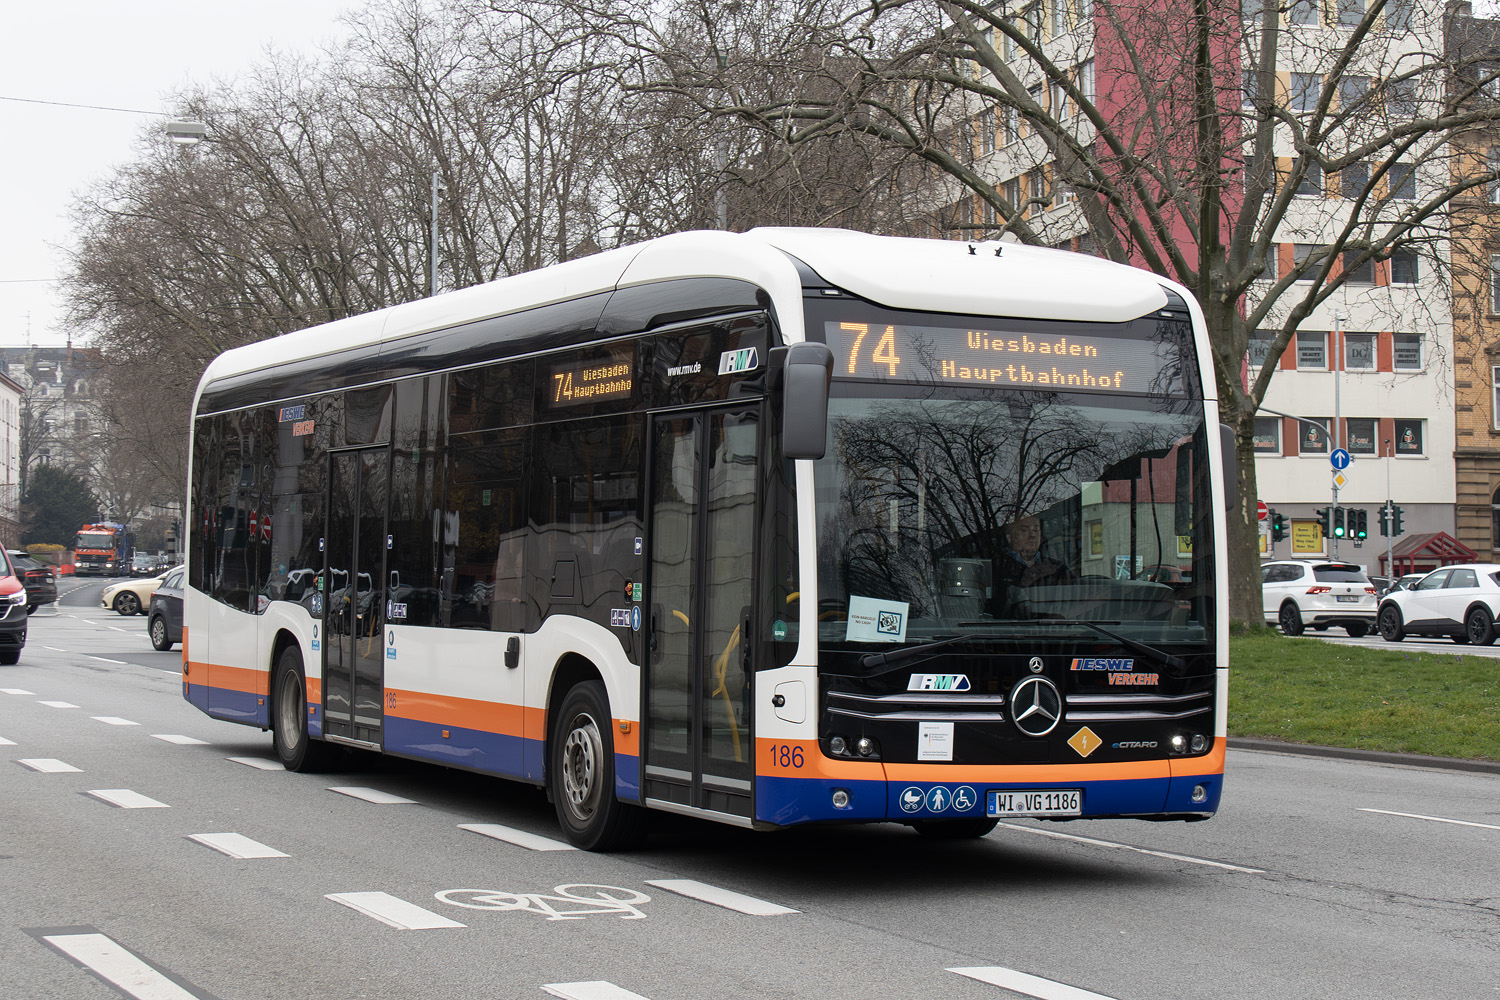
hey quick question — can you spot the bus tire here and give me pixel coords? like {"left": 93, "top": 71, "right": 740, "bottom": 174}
{"left": 550, "top": 679, "right": 646, "bottom": 851}
{"left": 0, "top": 649, "right": 18, "bottom": 665}
{"left": 909, "top": 818, "right": 999, "bottom": 839}
{"left": 271, "top": 646, "right": 335, "bottom": 772}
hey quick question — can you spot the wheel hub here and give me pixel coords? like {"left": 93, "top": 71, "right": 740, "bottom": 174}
{"left": 562, "top": 715, "right": 602, "bottom": 816}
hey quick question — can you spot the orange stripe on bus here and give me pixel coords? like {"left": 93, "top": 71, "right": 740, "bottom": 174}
{"left": 1168, "top": 743, "right": 1226, "bottom": 777}
{"left": 754, "top": 738, "right": 885, "bottom": 780}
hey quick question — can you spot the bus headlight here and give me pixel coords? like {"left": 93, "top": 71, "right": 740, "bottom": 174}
{"left": 1191, "top": 784, "right": 1208, "bottom": 804}
{"left": 1190, "top": 734, "right": 1209, "bottom": 754}
{"left": 1169, "top": 734, "right": 1187, "bottom": 754}
{"left": 831, "top": 789, "right": 851, "bottom": 809}
{"left": 856, "top": 737, "right": 878, "bottom": 757}
{"left": 829, "top": 736, "right": 848, "bottom": 756}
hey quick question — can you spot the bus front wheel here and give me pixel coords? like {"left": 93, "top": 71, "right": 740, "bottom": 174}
{"left": 271, "top": 647, "right": 336, "bottom": 772}
{"left": 550, "top": 679, "right": 646, "bottom": 851}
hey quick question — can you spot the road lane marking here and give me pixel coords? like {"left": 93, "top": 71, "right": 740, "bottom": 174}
{"left": 33, "top": 929, "right": 220, "bottom": 1000}
{"left": 153, "top": 735, "right": 208, "bottom": 745}
{"left": 948, "top": 966, "right": 1119, "bottom": 999}
{"left": 643, "top": 879, "right": 798, "bottom": 915}
{"left": 19, "top": 758, "right": 82, "bottom": 773}
{"left": 39, "top": 700, "right": 80, "bottom": 708}
{"left": 993, "top": 822, "right": 1266, "bottom": 873}
{"left": 0, "top": 736, "right": 15, "bottom": 745}
{"left": 326, "top": 892, "right": 465, "bottom": 929}
{"left": 88, "top": 655, "right": 127, "bottom": 663}
{"left": 43, "top": 646, "right": 68, "bottom": 651}
{"left": 329, "top": 786, "right": 417, "bottom": 804}
{"left": 228, "top": 756, "right": 285, "bottom": 771}
{"left": 187, "top": 833, "right": 290, "bottom": 859}
{"left": 1359, "top": 807, "right": 1500, "bottom": 831}
{"left": 93, "top": 716, "right": 140, "bottom": 726}
{"left": 87, "top": 789, "right": 169, "bottom": 809}
{"left": 1, "top": 687, "right": 36, "bottom": 694}
{"left": 542, "top": 983, "right": 653, "bottom": 1000}
{"left": 458, "top": 823, "right": 577, "bottom": 852}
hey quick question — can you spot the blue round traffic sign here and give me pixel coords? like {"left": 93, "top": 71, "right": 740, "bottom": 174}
{"left": 1330, "top": 448, "right": 1351, "bottom": 470}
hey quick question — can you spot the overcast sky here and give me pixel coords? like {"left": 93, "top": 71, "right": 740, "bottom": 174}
{"left": 0, "top": 0, "right": 354, "bottom": 349}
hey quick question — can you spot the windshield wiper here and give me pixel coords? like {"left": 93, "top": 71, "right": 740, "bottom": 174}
{"left": 857, "top": 634, "right": 970, "bottom": 670}
{"left": 960, "top": 618, "right": 1186, "bottom": 671}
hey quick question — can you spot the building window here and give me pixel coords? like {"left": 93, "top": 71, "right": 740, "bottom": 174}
{"left": 1386, "top": 79, "right": 1418, "bottom": 119}
{"left": 1078, "top": 60, "right": 1095, "bottom": 103}
{"left": 1003, "top": 105, "right": 1019, "bottom": 144}
{"left": 1289, "top": 0, "right": 1320, "bottom": 25}
{"left": 1028, "top": 168, "right": 1050, "bottom": 210}
{"left": 1385, "top": 0, "right": 1410, "bottom": 29}
{"left": 1346, "top": 417, "right": 1376, "bottom": 454}
{"left": 1052, "top": 80, "right": 1069, "bottom": 118}
{"left": 1055, "top": 182, "right": 1076, "bottom": 205}
{"left": 1342, "top": 251, "right": 1374, "bottom": 284}
{"left": 1291, "top": 73, "right": 1322, "bottom": 112}
{"left": 1389, "top": 161, "right": 1415, "bottom": 200}
{"left": 1248, "top": 330, "right": 1276, "bottom": 369}
{"left": 1296, "top": 162, "right": 1323, "bottom": 196}
{"left": 1340, "top": 161, "right": 1368, "bottom": 200}
{"left": 1051, "top": 0, "right": 1066, "bottom": 36}
{"left": 1393, "top": 332, "right": 1422, "bottom": 370}
{"left": 1493, "top": 255, "right": 1500, "bottom": 313}
{"left": 1253, "top": 417, "right": 1281, "bottom": 453}
{"left": 1242, "top": 69, "right": 1261, "bottom": 109}
{"left": 1492, "top": 487, "right": 1500, "bottom": 549}
{"left": 1389, "top": 248, "right": 1418, "bottom": 284}
{"left": 1344, "top": 332, "right": 1376, "bottom": 370}
{"left": 1339, "top": 75, "right": 1370, "bottom": 112}
{"left": 1003, "top": 177, "right": 1020, "bottom": 211}
{"left": 1393, "top": 418, "right": 1423, "bottom": 456}
{"left": 1299, "top": 418, "right": 1330, "bottom": 455}
{"left": 1337, "top": 0, "right": 1364, "bottom": 25}
{"left": 1293, "top": 243, "right": 1326, "bottom": 280}
{"left": 1297, "top": 331, "right": 1328, "bottom": 369}
{"left": 1493, "top": 367, "right": 1500, "bottom": 430}
{"left": 1076, "top": 0, "right": 1092, "bottom": 20}
{"left": 74, "top": 414, "right": 89, "bottom": 434}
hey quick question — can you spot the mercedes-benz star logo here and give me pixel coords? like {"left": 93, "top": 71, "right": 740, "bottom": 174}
{"left": 1009, "top": 675, "right": 1063, "bottom": 737}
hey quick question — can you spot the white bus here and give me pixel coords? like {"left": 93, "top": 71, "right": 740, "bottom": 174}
{"left": 183, "top": 228, "right": 1231, "bottom": 849}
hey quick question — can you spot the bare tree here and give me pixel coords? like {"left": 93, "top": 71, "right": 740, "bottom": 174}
{"left": 542, "top": 0, "right": 1500, "bottom": 621}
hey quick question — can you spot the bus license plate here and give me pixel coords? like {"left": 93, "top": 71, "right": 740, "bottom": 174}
{"left": 988, "top": 789, "right": 1082, "bottom": 817}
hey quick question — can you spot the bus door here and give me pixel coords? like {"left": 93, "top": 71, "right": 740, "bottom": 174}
{"left": 645, "top": 405, "right": 759, "bottom": 819}
{"left": 323, "top": 446, "right": 390, "bottom": 746}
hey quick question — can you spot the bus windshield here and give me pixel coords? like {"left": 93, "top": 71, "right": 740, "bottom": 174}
{"left": 811, "top": 385, "right": 1213, "bottom": 646}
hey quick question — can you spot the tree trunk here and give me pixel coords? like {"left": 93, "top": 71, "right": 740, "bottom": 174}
{"left": 1227, "top": 404, "right": 1265, "bottom": 627}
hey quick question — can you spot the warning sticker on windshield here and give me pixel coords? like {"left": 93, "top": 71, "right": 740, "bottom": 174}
{"left": 846, "top": 596, "right": 909, "bottom": 643}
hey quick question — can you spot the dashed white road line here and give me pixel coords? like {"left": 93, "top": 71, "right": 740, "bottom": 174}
{"left": 0, "top": 735, "right": 15, "bottom": 745}
{"left": 329, "top": 786, "right": 417, "bottom": 804}
{"left": 459, "top": 823, "right": 577, "bottom": 852}
{"left": 643, "top": 879, "right": 799, "bottom": 916}
{"left": 993, "top": 822, "right": 1266, "bottom": 874}
{"left": 948, "top": 966, "right": 1119, "bottom": 999}
{"left": 18, "top": 758, "right": 82, "bottom": 773}
{"left": 1, "top": 687, "right": 35, "bottom": 694}
{"left": 88, "top": 655, "right": 127, "bottom": 664}
{"left": 325, "top": 891, "right": 465, "bottom": 929}
{"left": 93, "top": 716, "right": 140, "bottom": 726}
{"left": 87, "top": 789, "right": 169, "bottom": 809}
{"left": 542, "top": 983, "right": 653, "bottom": 1000}
{"left": 227, "top": 756, "right": 285, "bottom": 771}
{"left": 187, "top": 833, "right": 289, "bottom": 859}
{"left": 35, "top": 930, "right": 214, "bottom": 1000}
{"left": 43, "top": 646, "right": 68, "bottom": 652}
{"left": 39, "top": 700, "right": 79, "bottom": 709}
{"left": 1359, "top": 807, "right": 1500, "bottom": 831}
{"left": 153, "top": 735, "right": 208, "bottom": 745}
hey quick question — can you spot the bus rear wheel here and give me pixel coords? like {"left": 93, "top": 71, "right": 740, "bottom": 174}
{"left": 271, "top": 646, "right": 336, "bottom": 772}
{"left": 550, "top": 680, "right": 645, "bottom": 851}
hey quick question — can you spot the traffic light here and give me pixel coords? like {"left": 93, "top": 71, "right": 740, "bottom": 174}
{"left": 1271, "top": 512, "right": 1287, "bottom": 542}
{"left": 1333, "top": 506, "right": 1346, "bottom": 538}
{"left": 1392, "top": 504, "right": 1404, "bottom": 536}
{"left": 1379, "top": 506, "right": 1390, "bottom": 537}
{"left": 1353, "top": 509, "right": 1368, "bottom": 540}
{"left": 1315, "top": 507, "right": 1330, "bottom": 537}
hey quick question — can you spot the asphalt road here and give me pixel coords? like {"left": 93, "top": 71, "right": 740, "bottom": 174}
{"left": 4, "top": 583, "right": 1497, "bottom": 1000}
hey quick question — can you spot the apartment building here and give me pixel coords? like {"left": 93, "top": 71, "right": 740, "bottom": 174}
{"left": 953, "top": 0, "right": 1454, "bottom": 569}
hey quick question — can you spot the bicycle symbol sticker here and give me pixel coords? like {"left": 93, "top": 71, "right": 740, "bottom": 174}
{"left": 435, "top": 884, "right": 651, "bottom": 921}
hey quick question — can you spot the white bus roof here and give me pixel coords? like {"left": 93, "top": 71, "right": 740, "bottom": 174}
{"left": 199, "top": 228, "right": 1175, "bottom": 387}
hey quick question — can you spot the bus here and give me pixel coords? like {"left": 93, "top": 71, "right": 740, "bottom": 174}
{"left": 183, "top": 228, "right": 1231, "bottom": 849}
{"left": 74, "top": 522, "right": 133, "bottom": 576}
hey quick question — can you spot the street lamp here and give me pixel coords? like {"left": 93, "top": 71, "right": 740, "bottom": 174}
{"left": 165, "top": 120, "right": 207, "bottom": 145}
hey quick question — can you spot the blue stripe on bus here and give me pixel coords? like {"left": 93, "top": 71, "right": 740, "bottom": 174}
{"left": 755, "top": 775, "right": 1181, "bottom": 825}
{"left": 203, "top": 686, "right": 268, "bottom": 727}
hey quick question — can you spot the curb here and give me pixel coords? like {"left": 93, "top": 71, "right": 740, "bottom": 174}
{"left": 1228, "top": 737, "right": 1500, "bottom": 776}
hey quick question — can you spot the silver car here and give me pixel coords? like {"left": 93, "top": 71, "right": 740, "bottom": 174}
{"left": 1262, "top": 560, "right": 1377, "bottom": 637}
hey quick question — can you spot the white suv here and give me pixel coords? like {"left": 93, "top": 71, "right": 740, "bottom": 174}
{"left": 1262, "top": 560, "right": 1378, "bottom": 637}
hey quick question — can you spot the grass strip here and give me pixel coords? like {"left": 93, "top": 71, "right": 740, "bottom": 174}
{"left": 1228, "top": 628, "right": 1500, "bottom": 761}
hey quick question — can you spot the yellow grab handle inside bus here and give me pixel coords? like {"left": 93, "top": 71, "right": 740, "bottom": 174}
{"left": 710, "top": 624, "right": 744, "bottom": 763}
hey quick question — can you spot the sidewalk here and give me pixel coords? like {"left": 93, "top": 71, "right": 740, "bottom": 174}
{"left": 1228, "top": 737, "right": 1500, "bottom": 776}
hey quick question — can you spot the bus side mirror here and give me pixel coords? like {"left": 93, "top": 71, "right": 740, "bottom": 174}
{"left": 779, "top": 342, "right": 833, "bottom": 460}
{"left": 1220, "top": 423, "right": 1238, "bottom": 512}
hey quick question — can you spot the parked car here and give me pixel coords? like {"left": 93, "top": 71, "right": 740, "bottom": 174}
{"left": 7, "top": 549, "right": 57, "bottom": 613}
{"left": 147, "top": 565, "right": 185, "bottom": 650}
{"left": 1376, "top": 563, "right": 1500, "bottom": 644}
{"left": 0, "top": 549, "right": 29, "bottom": 664}
{"left": 101, "top": 567, "right": 175, "bottom": 616}
{"left": 1262, "top": 559, "right": 1378, "bottom": 636}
